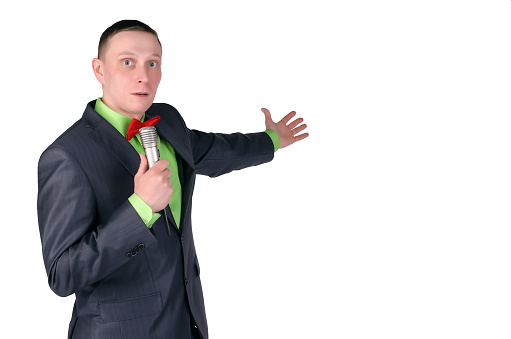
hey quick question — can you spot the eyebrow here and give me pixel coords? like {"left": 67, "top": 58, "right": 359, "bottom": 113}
{"left": 117, "top": 51, "right": 162, "bottom": 58}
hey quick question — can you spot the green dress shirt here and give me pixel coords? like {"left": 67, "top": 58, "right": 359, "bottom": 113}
{"left": 94, "top": 98, "right": 279, "bottom": 229}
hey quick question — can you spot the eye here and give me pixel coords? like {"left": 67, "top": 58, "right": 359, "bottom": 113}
{"left": 148, "top": 61, "right": 158, "bottom": 68}
{"left": 123, "top": 60, "right": 133, "bottom": 66}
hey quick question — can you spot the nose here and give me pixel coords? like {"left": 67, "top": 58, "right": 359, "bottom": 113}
{"left": 136, "top": 66, "right": 149, "bottom": 84}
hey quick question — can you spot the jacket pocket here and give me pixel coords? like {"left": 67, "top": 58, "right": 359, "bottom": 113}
{"left": 98, "top": 293, "right": 162, "bottom": 322}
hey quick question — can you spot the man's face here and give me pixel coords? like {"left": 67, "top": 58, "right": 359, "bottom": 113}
{"left": 93, "top": 30, "right": 162, "bottom": 119}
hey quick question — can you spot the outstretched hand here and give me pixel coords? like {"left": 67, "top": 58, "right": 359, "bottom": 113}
{"left": 261, "top": 108, "right": 309, "bottom": 149}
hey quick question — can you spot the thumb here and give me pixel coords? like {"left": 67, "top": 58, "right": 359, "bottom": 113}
{"left": 261, "top": 108, "right": 271, "bottom": 120}
{"left": 135, "top": 153, "right": 148, "bottom": 177}
{"left": 261, "top": 108, "right": 274, "bottom": 130}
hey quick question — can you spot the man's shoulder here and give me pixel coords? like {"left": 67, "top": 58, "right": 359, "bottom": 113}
{"left": 43, "top": 100, "right": 187, "bottom": 153}
{"left": 46, "top": 101, "right": 92, "bottom": 141}
{"left": 41, "top": 101, "right": 105, "bottom": 157}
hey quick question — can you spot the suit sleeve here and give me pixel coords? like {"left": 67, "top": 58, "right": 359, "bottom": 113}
{"left": 189, "top": 130, "right": 276, "bottom": 178}
{"left": 37, "top": 147, "right": 157, "bottom": 297}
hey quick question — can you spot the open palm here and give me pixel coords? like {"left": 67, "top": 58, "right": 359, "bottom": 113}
{"left": 261, "top": 108, "right": 309, "bottom": 149}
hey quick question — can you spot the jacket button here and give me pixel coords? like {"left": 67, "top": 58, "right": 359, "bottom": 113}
{"left": 127, "top": 243, "right": 145, "bottom": 258}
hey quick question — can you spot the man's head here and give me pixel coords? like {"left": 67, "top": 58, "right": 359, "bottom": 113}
{"left": 97, "top": 20, "right": 161, "bottom": 59}
{"left": 93, "top": 20, "right": 162, "bottom": 119}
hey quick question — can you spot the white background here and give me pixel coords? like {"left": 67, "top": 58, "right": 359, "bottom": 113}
{"left": 1, "top": 0, "right": 511, "bottom": 338}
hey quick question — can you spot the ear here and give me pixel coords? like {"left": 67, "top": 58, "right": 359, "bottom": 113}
{"left": 92, "top": 58, "right": 104, "bottom": 85}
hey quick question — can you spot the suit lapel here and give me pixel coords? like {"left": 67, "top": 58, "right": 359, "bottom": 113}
{"left": 83, "top": 102, "right": 140, "bottom": 176}
{"left": 151, "top": 112, "right": 193, "bottom": 167}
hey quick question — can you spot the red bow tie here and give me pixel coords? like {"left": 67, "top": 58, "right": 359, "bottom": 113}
{"left": 126, "top": 116, "right": 161, "bottom": 141}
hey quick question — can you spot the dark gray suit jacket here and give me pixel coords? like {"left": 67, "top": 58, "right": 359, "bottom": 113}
{"left": 37, "top": 101, "right": 274, "bottom": 339}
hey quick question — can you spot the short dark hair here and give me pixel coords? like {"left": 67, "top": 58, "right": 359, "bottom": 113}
{"left": 98, "top": 20, "right": 161, "bottom": 59}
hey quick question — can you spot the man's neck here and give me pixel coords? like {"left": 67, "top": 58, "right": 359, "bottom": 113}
{"left": 101, "top": 97, "right": 145, "bottom": 121}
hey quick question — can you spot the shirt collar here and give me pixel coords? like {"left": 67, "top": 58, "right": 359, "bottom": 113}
{"left": 94, "top": 98, "right": 146, "bottom": 138}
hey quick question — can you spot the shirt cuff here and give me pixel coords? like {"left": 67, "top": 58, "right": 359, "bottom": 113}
{"left": 265, "top": 129, "right": 279, "bottom": 152}
{"left": 128, "top": 193, "right": 161, "bottom": 228}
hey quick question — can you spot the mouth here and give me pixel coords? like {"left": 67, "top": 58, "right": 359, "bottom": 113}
{"left": 132, "top": 92, "right": 150, "bottom": 97}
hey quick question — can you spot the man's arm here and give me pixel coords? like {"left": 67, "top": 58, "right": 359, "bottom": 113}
{"left": 37, "top": 147, "right": 157, "bottom": 297}
{"left": 189, "top": 130, "right": 276, "bottom": 178}
{"left": 184, "top": 109, "right": 308, "bottom": 178}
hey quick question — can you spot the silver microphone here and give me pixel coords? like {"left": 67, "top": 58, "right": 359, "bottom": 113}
{"left": 138, "top": 126, "right": 171, "bottom": 236}
{"left": 139, "top": 126, "right": 159, "bottom": 168}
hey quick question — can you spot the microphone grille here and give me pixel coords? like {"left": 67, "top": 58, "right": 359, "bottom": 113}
{"left": 139, "top": 126, "right": 158, "bottom": 148}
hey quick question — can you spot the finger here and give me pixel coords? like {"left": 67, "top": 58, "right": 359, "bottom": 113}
{"left": 149, "top": 159, "right": 169, "bottom": 172}
{"left": 135, "top": 154, "right": 148, "bottom": 177}
{"left": 291, "top": 124, "right": 308, "bottom": 135}
{"left": 287, "top": 117, "right": 304, "bottom": 130}
{"left": 162, "top": 168, "right": 172, "bottom": 178}
{"left": 293, "top": 132, "right": 309, "bottom": 142}
{"left": 280, "top": 111, "right": 296, "bottom": 124}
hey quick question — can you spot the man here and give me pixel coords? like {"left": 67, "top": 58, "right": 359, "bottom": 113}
{"left": 38, "top": 20, "right": 308, "bottom": 339}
